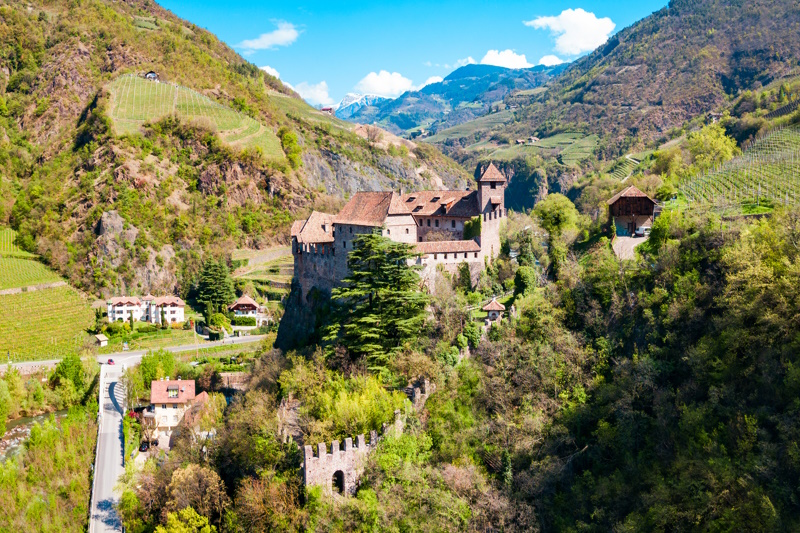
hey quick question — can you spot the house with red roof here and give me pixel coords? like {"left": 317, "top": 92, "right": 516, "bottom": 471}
{"left": 482, "top": 297, "right": 506, "bottom": 322}
{"left": 291, "top": 163, "right": 507, "bottom": 296}
{"left": 228, "top": 294, "right": 269, "bottom": 326}
{"left": 145, "top": 378, "right": 198, "bottom": 440}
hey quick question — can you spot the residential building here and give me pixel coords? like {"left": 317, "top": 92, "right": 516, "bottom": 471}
{"left": 607, "top": 186, "right": 657, "bottom": 236}
{"left": 106, "top": 295, "right": 186, "bottom": 324}
{"left": 145, "top": 379, "right": 197, "bottom": 440}
{"left": 483, "top": 298, "right": 506, "bottom": 322}
{"left": 228, "top": 294, "right": 269, "bottom": 326}
{"left": 291, "top": 163, "right": 507, "bottom": 297}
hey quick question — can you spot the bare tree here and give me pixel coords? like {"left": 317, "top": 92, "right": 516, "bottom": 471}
{"left": 366, "top": 125, "right": 383, "bottom": 145}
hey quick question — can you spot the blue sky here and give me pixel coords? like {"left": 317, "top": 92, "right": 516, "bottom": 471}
{"left": 158, "top": 0, "right": 669, "bottom": 105}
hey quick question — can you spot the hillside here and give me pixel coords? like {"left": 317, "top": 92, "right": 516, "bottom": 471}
{"left": 0, "top": 228, "right": 94, "bottom": 361}
{"left": 348, "top": 64, "right": 566, "bottom": 135}
{"left": 0, "top": 0, "right": 469, "bottom": 297}
{"left": 502, "top": 0, "right": 800, "bottom": 153}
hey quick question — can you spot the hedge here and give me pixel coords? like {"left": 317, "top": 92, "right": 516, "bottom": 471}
{"left": 231, "top": 316, "right": 257, "bottom": 326}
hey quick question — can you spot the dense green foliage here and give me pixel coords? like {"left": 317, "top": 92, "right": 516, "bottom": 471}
{"left": 196, "top": 259, "right": 236, "bottom": 317}
{"left": 326, "top": 233, "right": 429, "bottom": 377}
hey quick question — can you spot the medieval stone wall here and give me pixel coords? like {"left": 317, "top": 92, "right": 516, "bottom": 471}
{"left": 303, "top": 410, "right": 404, "bottom": 495}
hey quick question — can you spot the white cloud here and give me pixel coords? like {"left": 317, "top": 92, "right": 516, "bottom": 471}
{"left": 355, "top": 71, "right": 415, "bottom": 98}
{"left": 455, "top": 56, "right": 477, "bottom": 67}
{"left": 524, "top": 8, "right": 615, "bottom": 56}
{"left": 295, "top": 81, "right": 333, "bottom": 106}
{"left": 237, "top": 21, "right": 300, "bottom": 51}
{"left": 419, "top": 76, "right": 444, "bottom": 89}
{"left": 538, "top": 55, "right": 565, "bottom": 66}
{"left": 260, "top": 65, "right": 280, "bottom": 78}
{"left": 480, "top": 50, "right": 533, "bottom": 69}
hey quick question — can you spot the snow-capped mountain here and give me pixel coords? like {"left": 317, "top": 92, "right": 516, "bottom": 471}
{"left": 334, "top": 93, "right": 391, "bottom": 119}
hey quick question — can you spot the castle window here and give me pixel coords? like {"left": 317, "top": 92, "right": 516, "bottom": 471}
{"left": 431, "top": 196, "right": 440, "bottom": 203}
{"left": 491, "top": 182, "right": 497, "bottom": 190}
{"left": 434, "top": 254, "right": 437, "bottom": 260}
{"left": 418, "top": 237, "right": 422, "bottom": 242}
{"left": 451, "top": 220, "right": 456, "bottom": 229}
{"left": 387, "top": 229, "right": 391, "bottom": 235}
{"left": 426, "top": 219, "right": 430, "bottom": 227}
{"left": 474, "top": 253, "right": 478, "bottom": 258}
{"left": 444, "top": 254, "right": 448, "bottom": 259}
{"left": 419, "top": 219, "right": 423, "bottom": 226}
{"left": 349, "top": 227, "right": 353, "bottom": 234}
{"left": 343, "top": 241, "right": 346, "bottom": 248}
{"left": 435, "top": 220, "right": 439, "bottom": 228}
{"left": 405, "top": 228, "right": 409, "bottom": 234}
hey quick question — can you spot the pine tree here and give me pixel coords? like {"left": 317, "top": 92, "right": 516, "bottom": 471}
{"left": 196, "top": 258, "right": 236, "bottom": 315}
{"left": 328, "top": 233, "right": 429, "bottom": 375}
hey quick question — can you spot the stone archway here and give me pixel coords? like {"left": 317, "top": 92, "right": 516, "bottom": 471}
{"left": 332, "top": 470, "right": 345, "bottom": 494}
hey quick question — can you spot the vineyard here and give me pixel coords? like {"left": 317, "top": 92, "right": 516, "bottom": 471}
{"left": 0, "top": 286, "right": 94, "bottom": 361}
{"left": 0, "top": 228, "right": 32, "bottom": 257}
{"left": 680, "top": 126, "right": 800, "bottom": 209}
{"left": 107, "top": 75, "right": 284, "bottom": 159}
{"left": 0, "top": 257, "right": 61, "bottom": 290}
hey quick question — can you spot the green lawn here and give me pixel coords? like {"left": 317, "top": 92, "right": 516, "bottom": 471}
{"left": 97, "top": 327, "right": 200, "bottom": 354}
{"left": 426, "top": 110, "right": 515, "bottom": 143}
{"left": 108, "top": 75, "right": 284, "bottom": 159}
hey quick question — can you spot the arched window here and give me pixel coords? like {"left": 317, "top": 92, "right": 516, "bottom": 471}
{"left": 332, "top": 470, "right": 345, "bottom": 493}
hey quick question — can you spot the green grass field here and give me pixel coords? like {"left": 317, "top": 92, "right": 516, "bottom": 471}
{"left": 0, "top": 257, "right": 61, "bottom": 290}
{"left": 0, "top": 286, "right": 94, "bottom": 361}
{"left": 609, "top": 157, "right": 638, "bottom": 180}
{"left": 108, "top": 75, "right": 284, "bottom": 159}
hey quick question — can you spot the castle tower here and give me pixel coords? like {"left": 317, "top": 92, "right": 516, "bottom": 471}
{"left": 476, "top": 163, "right": 507, "bottom": 260}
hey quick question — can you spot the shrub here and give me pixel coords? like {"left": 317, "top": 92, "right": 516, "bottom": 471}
{"left": 231, "top": 316, "right": 257, "bottom": 327}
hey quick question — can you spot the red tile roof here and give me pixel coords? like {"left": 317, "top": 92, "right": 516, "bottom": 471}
{"left": 416, "top": 239, "right": 482, "bottom": 255}
{"left": 153, "top": 296, "right": 185, "bottom": 307}
{"left": 150, "top": 379, "right": 196, "bottom": 405}
{"left": 606, "top": 186, "right": 655, "bottom": 206}
{"left": 482, "top": 298, "right": 506, "bottom": 312}
{"left": 334, "top": 192, "right": 410, "bottom": 226}
{"left": 478, "top": 163, "right": 507, "bottom": 183}
{"left": 292, "top": 211, "right": 335, "bottom": 244}
{"left": 401, "top": 190, "right": 479, "bottom": 218}
{"left": 107, "top": 297, "right": 142, "bottom": 306}
{"left": 229, "top": 294, "right": 259, "bottom": 310}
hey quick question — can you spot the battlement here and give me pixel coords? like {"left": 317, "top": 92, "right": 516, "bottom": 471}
{"left": 410, "top": 378, "right": 435, "bottom": 411}
{"left": 302, "top": 409, "right": 404, "bottom": 495}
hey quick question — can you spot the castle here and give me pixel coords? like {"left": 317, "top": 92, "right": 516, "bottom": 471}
{"left": 291, "top": 163, "right": 507, "bottom": 297}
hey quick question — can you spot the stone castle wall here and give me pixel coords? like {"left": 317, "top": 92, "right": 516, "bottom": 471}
{"left": 303, "top": 410, "right": 404, "bottom": 495}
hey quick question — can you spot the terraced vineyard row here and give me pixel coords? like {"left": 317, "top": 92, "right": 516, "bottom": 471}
{"left": 680, "top": 126, "right": 800, "bottom": 208}
{"left": 108, "top": 75, "right": 283, "bottom": 159}
{"left": 0, "top": 257, "right": 62, "bottom": 290}
{"left": 0, "top": 286, "right": 94, "bottom": 361}
{"left": 0, "top": 227, "right": 32, "bottom": 257}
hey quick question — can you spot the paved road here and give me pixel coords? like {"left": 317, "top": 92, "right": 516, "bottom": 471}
{"left": 0, "top": 334, "right": 269, "bottom": 375}
{"left": 613, "top": 235, "right": 648, "bottom": 260}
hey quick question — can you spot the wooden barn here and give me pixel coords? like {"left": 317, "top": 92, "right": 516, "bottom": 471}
{"left": 607, "top": 186, "right": 656, "bottom": 236}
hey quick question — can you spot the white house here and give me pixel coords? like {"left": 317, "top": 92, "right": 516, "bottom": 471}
{"left": 144, "top": 378, "right": 197, "bottom": 440}
{"left": 107, "top": 295, "right": 186, "bottom": 324}
{"left": 228, "top": 295, "right": 268, "bottom": 326}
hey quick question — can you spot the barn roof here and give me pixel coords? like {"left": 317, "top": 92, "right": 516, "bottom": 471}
{"left": 606, "top": 186, "right": 655, "bottom": 206}
{"left": 478, "top": 163, "right": 507, "bottom": 183}
{"left": 334, "top": 192, "right": 409, "bottom": 227}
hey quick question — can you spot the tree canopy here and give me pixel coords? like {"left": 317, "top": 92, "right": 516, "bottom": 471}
{"left": 327, "top": 233, "right": 429, "bottom": 376}
{"left": 195, "top": 258, "right": 235, "bottom": 317}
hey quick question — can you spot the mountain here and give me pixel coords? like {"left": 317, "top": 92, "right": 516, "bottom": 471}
{"left": 434, "top": 0, "right": 800, "bottom": 159}
{"left": 334, "top": 93, "right": 392, "bottom": 119}
{"left": 0, "top": 0, "right": 469, "bottom": 297}
{"left": 345, "top": 63, "right": 567, "bottom": 135}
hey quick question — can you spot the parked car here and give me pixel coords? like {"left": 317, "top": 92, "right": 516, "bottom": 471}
{"left": 139, "top": 441, "right": 149, "bottom": 452}
{"left": 634, "top": 227, "right": 651, "bottom": 237}
{"left": 107, "top": 358, "right": 115, "bottom": 365}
